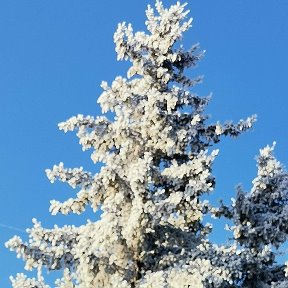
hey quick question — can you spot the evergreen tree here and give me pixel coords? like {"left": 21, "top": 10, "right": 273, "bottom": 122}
{"left": 6, "top": 1, "right": 288, "bottom": 287}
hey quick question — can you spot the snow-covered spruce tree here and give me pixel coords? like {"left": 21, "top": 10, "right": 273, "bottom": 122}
{"left": 6, "top": 1, "right": 288, "bottom": 287}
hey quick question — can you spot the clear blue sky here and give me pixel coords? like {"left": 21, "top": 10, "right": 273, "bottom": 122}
{"left": 1, "top": 0, "right": 288, "bottom": 286}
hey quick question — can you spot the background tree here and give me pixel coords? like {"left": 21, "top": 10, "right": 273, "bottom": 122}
{"left": 6, "top": 1, "right": 288, "bottom": 287}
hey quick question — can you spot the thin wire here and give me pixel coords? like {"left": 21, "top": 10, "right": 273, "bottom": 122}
{"left": 0, "top": 223, "right": 26, "bottom": 233}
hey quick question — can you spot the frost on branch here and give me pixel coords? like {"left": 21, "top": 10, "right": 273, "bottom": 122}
{"left": 231, "top": 143, "right": 288, "bottom": 249}
{"left": 6, "top": 1, "right": 288, "bottom": 287}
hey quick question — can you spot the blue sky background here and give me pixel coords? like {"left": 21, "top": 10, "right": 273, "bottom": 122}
{"left": 1, "top": 0, "right": 288, "bottom": 286}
